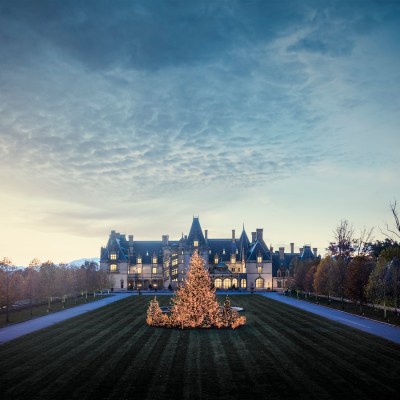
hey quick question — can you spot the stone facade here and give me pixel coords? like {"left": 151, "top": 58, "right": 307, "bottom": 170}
{"left": 99, "top": 217, "right": 317, "bottom": 291}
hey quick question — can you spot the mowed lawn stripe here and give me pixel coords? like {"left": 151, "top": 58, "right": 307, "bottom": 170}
{"left": 34, "top": 311, "right": 150, "bottom": 399}
{"left": 1, "top": 295, "right": 400, "bottom": 400}
{"left": 4, "top": 299, "right": 143, "bottom": 398}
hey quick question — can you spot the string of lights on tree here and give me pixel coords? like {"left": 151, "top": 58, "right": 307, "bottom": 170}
{"left": 146, "top": 250, "right": 246, "bottom": 329}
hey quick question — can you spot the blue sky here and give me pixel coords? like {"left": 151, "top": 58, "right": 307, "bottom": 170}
{"left": 0, "top": 0, "right": 399, "bottom": 265}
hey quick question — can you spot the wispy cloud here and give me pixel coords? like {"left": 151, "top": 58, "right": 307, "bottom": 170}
{"left": 0, "top": 1, "right": 399, "bottom": 263}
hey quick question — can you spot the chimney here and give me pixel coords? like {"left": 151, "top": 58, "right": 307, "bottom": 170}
{"left": 279, "top": 247, "right": 285, "bottom": 260}
{"left": 251, "top": 232, "right": 256, "bottom": 242}
{"left": 270, "top": 246, "right": 274, "bottom": 253}
{"left": 232, "top": 229, "right": 235, "bottom": 242}
{"left": 129, "top": 235, "right": 134, "bottom": 244}
{"left": 162, "top": 235, "right": 169, "bottom": 246}
{"left": 256, "top": 228, "right": 263, "bottom": 242}
{"left": 299, "top": 247, "right": 303, "bottom": 254}
{"left": 290, "top": 242, "right": 294, "bottom": 253}
{"left": 313, "top": 247, "right": 318, "bottom": 257}
{"left": 205, "top": 230, "right": 208, "bottom": 240}
{"left": 111, "top": 230, "right": 116, "bottom": 236}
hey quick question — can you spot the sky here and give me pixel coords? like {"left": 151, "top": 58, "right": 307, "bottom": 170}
{"left": 0, "top": 0, "right": 399, "bottom": 266}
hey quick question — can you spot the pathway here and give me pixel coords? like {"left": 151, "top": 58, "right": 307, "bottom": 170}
{"left": 260, "top": 292, "right": 400, "bottom": 345}
{"left": 0, "top": 292, "right": 134, "bottom": 345}
{"left": 1, "top": 291, "right": 399, "bottom": 346}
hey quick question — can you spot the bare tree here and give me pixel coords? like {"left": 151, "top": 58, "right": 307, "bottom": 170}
{"left": 327, "top": 220, "right": 355, "bottom": 257}
{"left": 354, "top": 227, "right": 374, "bottom": 256}
{"left": 383, "top": 200, "right": 400, "bottom": 242}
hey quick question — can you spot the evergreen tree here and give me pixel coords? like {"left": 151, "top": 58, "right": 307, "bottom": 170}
{"left": 146, "top": 251, "right": 246, "bottom": 329}
{"left": 170, "top": 250, "right": 220, "bottom": 328}
{"left": 146, "top": 296, "right": 166, "bottom": 326}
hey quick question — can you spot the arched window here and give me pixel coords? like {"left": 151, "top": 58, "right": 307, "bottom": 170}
{"left": 223, "top": 279, "right": 231, "bottom": 289}
{"left": 256, "top": 278, "right": 264, "bottom": 288}
{"left": 277, "top": 270, "right": 282, "bottom": 277}
{"left": 240, "top": 278, "right": 246, "bottom": 288}
{"left": 214, "top": 278, "right": 222, "bottom": 288}
{"left": 232, "top": 278, "right": 238, "bottom": 288}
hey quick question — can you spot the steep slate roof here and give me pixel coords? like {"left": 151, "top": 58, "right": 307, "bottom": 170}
{"left": 130, "top": 241, "right": 164, "bottom": 264}
{"left": 238, "top": 225, "right": 250, "bottom": 256}
{"left": 246, "top": 241, "right": 271, "bottom": 262}
{"left": 187, "top": 217, "right": 206, "bottom": 246}
{"left": 299, "top": 245, "right": 316, "bottom": 261}
{"left": 208, "top": 239, "right": 239, "bottom": 262}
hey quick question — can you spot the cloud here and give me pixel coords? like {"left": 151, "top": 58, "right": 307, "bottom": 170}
{"left": 0, "top": 0, "right": 399, "bottom": 246}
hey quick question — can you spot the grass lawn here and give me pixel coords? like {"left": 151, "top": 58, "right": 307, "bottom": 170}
{"left": 0, "top": 295, "right": 399, "bottom": 400}
{"left": 0, "top": 294, "right": 111, "bottom": 328}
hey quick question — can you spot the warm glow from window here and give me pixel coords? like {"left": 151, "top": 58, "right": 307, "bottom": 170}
{"left": 232, "top": 278, "right": 238, "bottom": 287}
{"left": 152, "top": 267, "right": 157, "bottom": 274}
{"left": 110, "top": 264, "right": 117, "bottom": 272}
{"left": 137, "top": 257, "right": 142, "bottom": 264}
{"left": 256, "top": 278, "right": 264, "bottom": 288}
{"left": 241, "top": 278, "right": 246, "bottom": 288}
{"left": 137, "top": 266, "right": 142, "bottom": 274}
{"left": 172, "top": 258, "right": 178, "bottom": 266}
{"left": 214, "top": 278, "right": 222, "bottom": 288}
{"left": 257, "top": 256, "right": 262, "bottom": 263}
{"left": 223, "top": 279, "right": 231, "bottom": 289}
{"left": 153, "top": 257, "right": 157, "bottom": 264}
{"left": 258, "top": 266, "right": 262, "bottom": 274}
{"left": 110, "top": 253, "right": 117, "bottom": 260}
{"left": 214, "top": 256, "right": 218, "bottom": 264}
{"left": 194, "top": 240, "right": 198, "bottom": 247}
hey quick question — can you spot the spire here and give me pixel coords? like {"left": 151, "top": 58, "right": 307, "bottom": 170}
{"left": 187, "top": 216, "right": 205, "bottom": 246}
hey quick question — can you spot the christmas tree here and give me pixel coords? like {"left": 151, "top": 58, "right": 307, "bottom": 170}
{"left": 170, "top": 250, "right": 220, "bottom": 328}
{"left": 146, "top": 250, "right": 246, "bottom": 329}
{"left": 146, "top": 296, "right": 167, "bottom": 327}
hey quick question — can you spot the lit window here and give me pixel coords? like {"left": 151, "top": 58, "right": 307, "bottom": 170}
{"left": 258, "top": 266, "right": 262, "bottom": 274}
{"left": 110, "top": 253, "right": 117, "bottom": 260}
{"left": 214, "top": 256, "right": 218, "bottom": 264}
{"left": 222, "top": 249, "right": 226, "bottom": 255}
{"left": 214, "top": 278, "right": 222, "bottom": 288}
{"left": 232, "top": 278, "right": 238, "bottom": 288}
{"left": 172, "top": 268, "right": 178, "bottom": 276}
{"left": 236, "top": 249, "right": 238, "bottom": 254}
{"left": 257, "top": 256, "right": 262, "bottom": 263}
{"left": 153, "top": 257, "right": 157, "bottom": 264}
{"left": 146, "top": 251, "right": 149, "bottom": 256}
{"left": 137, "top": 266, "right": 142, "bottom": 274}
{"left": 194, "top": 240, "right": 198, "bottom": 247}
{"left": 110, "top": 264, "right": 117, "bottom": 272}
{"left": 241, "top": 278, "right": 246, "bottom": 288}
{"left": 172, "top": 258, "right": 178, "bottom": 266}
{"left": 152, "top": 267, "right": 157, "bottom": 274}
{"left": 137, "top": 257, "right": 142, "bottom": 264}
{"left": 256, "top": 278, "right": 264, "bottom": 288}
{"left": 231, "top": 256, "right": 236, "bottom": 264}
{"left": 223, "top": 279, "right": 231, "bottom": 289}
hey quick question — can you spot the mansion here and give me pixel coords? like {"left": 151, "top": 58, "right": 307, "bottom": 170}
{"left": 99, "top": 217, "right": 318, "bottom": 291}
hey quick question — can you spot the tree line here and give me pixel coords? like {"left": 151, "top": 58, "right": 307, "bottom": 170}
{"left": 287, "top": 202, "right": 400, "bottom": 315}
{"left": 0, "top": 259, "right": 114, "bottom": 322}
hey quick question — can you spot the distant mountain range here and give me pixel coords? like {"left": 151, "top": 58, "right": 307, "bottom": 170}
{"left": 68, "top": 257, "right": 100, "bottom": 266}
